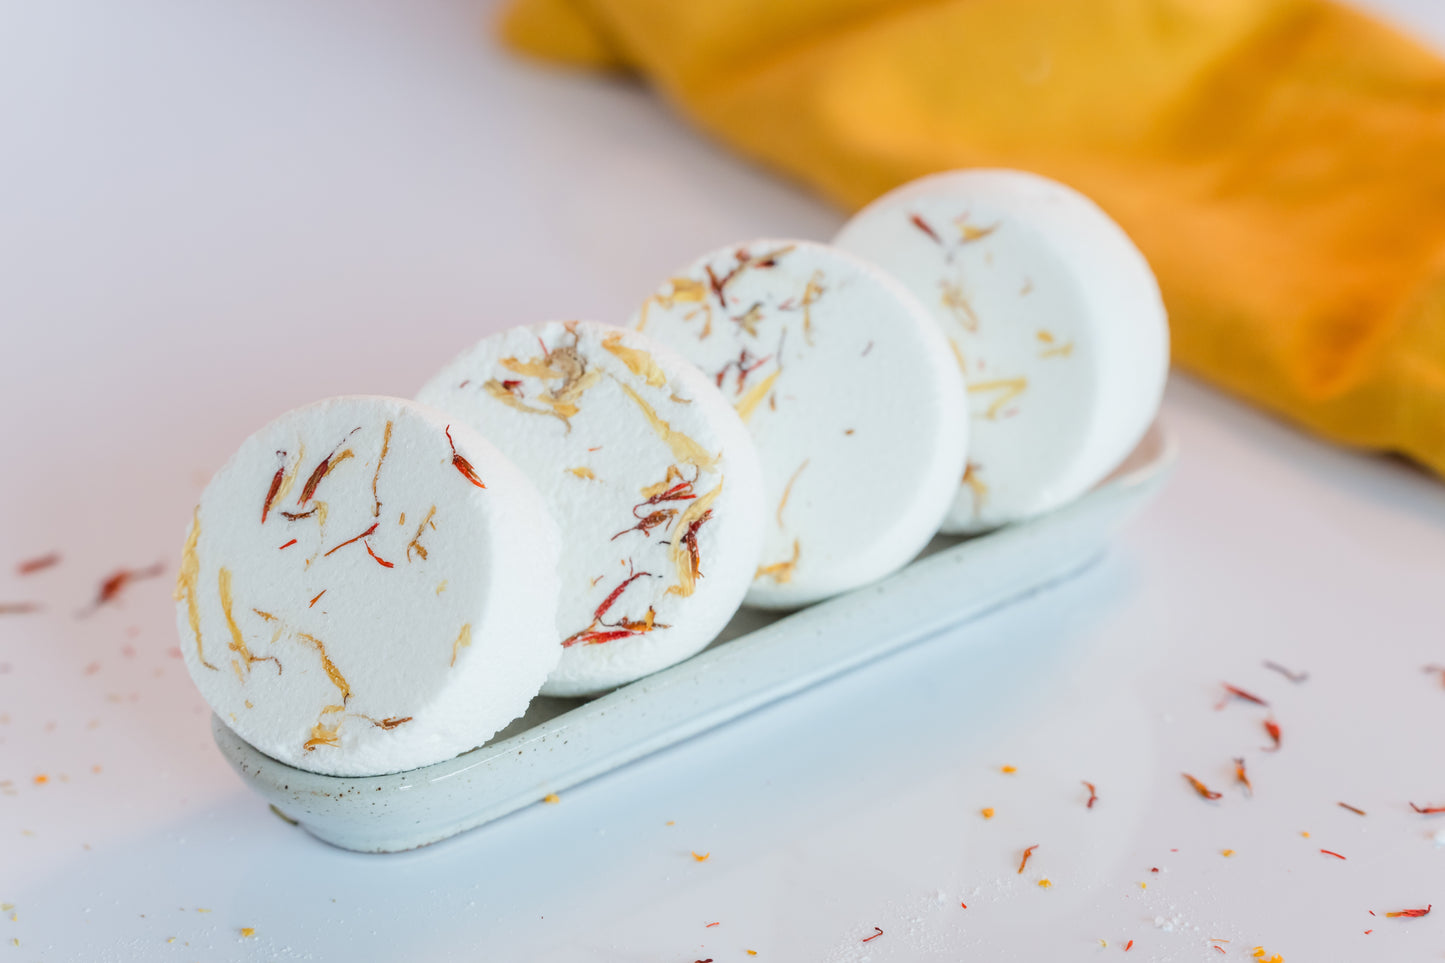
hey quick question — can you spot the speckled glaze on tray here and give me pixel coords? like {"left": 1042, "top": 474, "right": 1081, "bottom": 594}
{"left": 213, "top": 423, "right": 1177, "bottom": 852}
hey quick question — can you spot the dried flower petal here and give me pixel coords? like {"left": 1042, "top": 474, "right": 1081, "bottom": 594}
{"left": 174, "top": 508, "right": 216, "bottom": 670}
{"left": 755, "top": 538, "right": 800, "bottom": 585}
{"left": 371, "top": 421, "right": 393, "bottom": 517}
{"left": 616, "top": 380, "right": 718, "bottom": 471}
{"left": 16, "top": 553, "right": 61, "bottom": 575}
{"left": 218, "top": 567, "right": 280, "bottom": 677}
{"left": 602, "top": 332, "right": 667, "bottom": 387}
{"left": 733, "top": 369, "right": 780, "bottom": 424}
{"left": 1385, "top": 906, "right": 1431, "bottom": 918}
{"left": 445, "top": 426, "right": 487, "bottom": 489}
{"left": 1220, "top": 683, "right": 1269, "bottom": 707}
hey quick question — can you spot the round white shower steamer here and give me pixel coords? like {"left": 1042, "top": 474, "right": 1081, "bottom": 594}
{"left": 174, "top": 395, "right": 561, "bottom": 777}
{"left": 834, "top": 169, "right": 1169, "bottom": 533}
{"left": 417, "top": 321, "right": 765, "bottom": 697}
{"left": 631, "top": 240, "right": 968, "bottom": 609}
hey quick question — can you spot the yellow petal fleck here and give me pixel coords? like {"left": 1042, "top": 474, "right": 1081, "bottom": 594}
{"left": 240, "top": 928, "right": 255, "bottom": 938}
{"left": 1222, "top": 849, "right": 1235, "bottom": 857}
{"left": 665, "top": 277, "right": 707, "bottom": 304}
{"left": 734, "top": 303, "right": 765, "bottom": 337}
{"left": 297, "top": 634, "right": 350, "bottom": 701}
{"left": 500, "top": 357, "right": 564, "bottom": 379}
{"left": 449, "top": 623, "right": 472, "bottom": 667}
{"left": 219, "top": 567, "right": 274, "bottom": 675}
{"left": 734, "top": 369, "right": 780, "bottom": 424}
{"left": 941, "top": 281, "right": 979, "bottom": 331}
{"left": 799, "top": 270, "right": 825, "bottom": 345}
{"left": 667, "top": 480, "right": 723, "bottom": 597}
{"left": 640, "top": 276, "right": 708, "bottom": 334}
{"left": 407, "top": 505, "right": 437, "bottom": 562}
{"left": 948, "top": 338, "right": 968, "bottom": 374}
{"left": 641, "top": 465, "right": 687, "bottom": 499}
{"left": 776, "top": 458, "right": 809, "bottom": 528}
{"left": 487, "top": 343, "right": 601, "bottom": 431}
{"left": 755, "top": 539, "right": 800, "bottom": 584}
{"left": 1038, "top": 878, "right": 1052, "bottom": 888}
{"left": 1000, "top": 765, "right": 1017, "bottom": 774}
{"left": 961, "top": 463, "right": 988, "bottom": 518}
{"left": 542, "top": 793, "right": 560, "bottom": 804}
{"left": 370, "top": 421, "right": 393, "bottom": 518}
{"left": 539, "top": 397, "right": 581, "bottom": 420}
{"left": 959, "top": 221, "right": 999, "bottom": 243}
{"left": 174, "top": 507, "right": 216, "bottom": 670}
{"left": 267, "top": 442, "right": 305, "bottom": 516}
{"left": 970, "top": 378, "right": 1029, "bottom": 419}
{"left": 692, "top": 851, "right": 710, "bottom": 862}
{"left": 567, "top": 466, "right": 597, "bottom": 480}
{"left": 540, "top": 367, "right": 601, "bottom": 410}
{"left": 602, "top": 331, "right": 667, "bottom": 387}
{"left": 484, "top": 379, "right": 572, "bottom": 428}
{"left": 980, "top": 807, "right": 994, "bottom": 819}
{"left": 686, "top": 304, "right": 714, "bottom": 339}
{"left": 616, "top": 379, "right": 719, "bottom": 471}
{"left": 304, "top": 705, "right": 345, "bottom": 751}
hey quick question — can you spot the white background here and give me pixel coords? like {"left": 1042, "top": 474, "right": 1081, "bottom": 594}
{"left": 3, "top": 2, "right": 1445, "bottom": 960}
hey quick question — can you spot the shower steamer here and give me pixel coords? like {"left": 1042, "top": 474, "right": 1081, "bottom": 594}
{"left": 417, "top": 321, "right": 765, "bottom": 696}
{"left": 834, "top": 169, "right": 1169, "bottom": 533}
{"left": 633, "top": 240, "right": 968, "bottom": 609}
{"left": 174, "top": 396, "right": 561, "bottom": 777}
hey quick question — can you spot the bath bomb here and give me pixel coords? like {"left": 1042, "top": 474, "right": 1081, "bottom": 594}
{"left": 834, "top": 169, "right": 1169, "bottom": 533}
{"left": 631, "top": 240, "right": 968, "bottom": 608}
{"left": 175, "top": 396, "right": 560, "bottom": 777}
{"left": 417, "top": 321, "right": 765, "bottom": 696}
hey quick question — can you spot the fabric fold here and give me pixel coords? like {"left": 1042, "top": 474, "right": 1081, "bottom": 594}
{"left": 500, "top": 0, "right": 1445, "bottom": 478}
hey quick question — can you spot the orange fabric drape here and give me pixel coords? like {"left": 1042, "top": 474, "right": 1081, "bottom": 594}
{"left": 500, "top": 0, "right": 1445, "bottom": 478}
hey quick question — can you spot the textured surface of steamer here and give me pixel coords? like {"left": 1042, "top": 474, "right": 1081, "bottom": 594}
{"left": 176, "top": 396, "right": 561, "bottom": 776}
{"left": 418, "top": 321, "right": 765, "bottom": 695}
{"left": 633, "top": 240, "right": 968, "bottom": 608}
{"left": 835, "top": 170, "right": 1169, "bottom": 533}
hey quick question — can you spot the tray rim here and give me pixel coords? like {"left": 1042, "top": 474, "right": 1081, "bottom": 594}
{"left": 214, "top": 421, "right": 1177, "bottom": 851}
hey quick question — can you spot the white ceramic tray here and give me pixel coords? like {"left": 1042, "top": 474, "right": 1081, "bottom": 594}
{"left": 214, "top": 423, "right": 1176, "bottom": 852}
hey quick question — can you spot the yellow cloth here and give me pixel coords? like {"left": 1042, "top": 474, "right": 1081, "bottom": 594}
{"left": 500, "top": 0, "right": 1445, "bottom": 478}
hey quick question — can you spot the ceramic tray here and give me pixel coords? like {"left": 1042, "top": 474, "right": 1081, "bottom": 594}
{"left": 214, "top": 423, "right": 1177, "bottom": 852}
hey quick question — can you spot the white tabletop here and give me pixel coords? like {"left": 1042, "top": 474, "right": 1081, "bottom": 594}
{"left": 4, "top": 2, "right": 1445, "bottom": 960}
